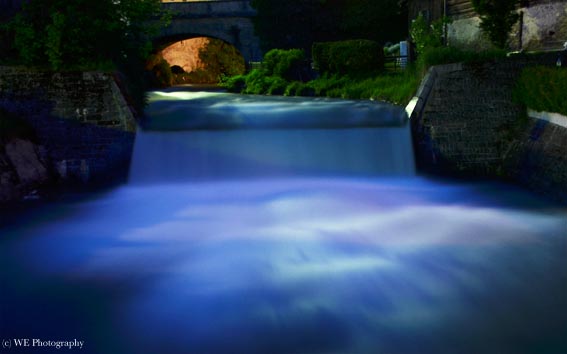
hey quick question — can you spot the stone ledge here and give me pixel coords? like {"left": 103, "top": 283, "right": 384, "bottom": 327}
{"left": 528, "top": 109, "right": 567, "bottom": 129}
{"left": 406, "top": 63, "right": 465, "bottom": 120}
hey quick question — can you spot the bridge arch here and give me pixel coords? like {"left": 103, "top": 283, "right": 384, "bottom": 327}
{"left": 155, "top": 1, "right": 263, "bottom": 64}
{"left": 154, "top": 35, "right": 246, "bottom": 84}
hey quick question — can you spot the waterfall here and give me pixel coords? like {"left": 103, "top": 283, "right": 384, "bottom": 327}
{"left": 129, "top": 90, "right": 415, "bottom": 183}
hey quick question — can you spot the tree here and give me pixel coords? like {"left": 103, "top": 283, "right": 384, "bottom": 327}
{"left": 5, "top": 0, "right": 169, "bottom": 109}
{"left": 471, "top": 0, "right": 520, "bottom": 49}
{"left": 8, "top": 0, "right": 169, "bottom": 69}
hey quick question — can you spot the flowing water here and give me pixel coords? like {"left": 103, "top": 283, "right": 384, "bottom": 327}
{"left": 1, "top": 89, "right": 566, "bottom": 354}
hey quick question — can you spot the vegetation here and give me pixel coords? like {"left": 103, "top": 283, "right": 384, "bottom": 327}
{"left": 262, "top": 49, "right": 307, "bottom": 80}
{"left": 147, "top": 39, "right": 246, "bottom": 87}
{"left": 410, "top": 14, "right": 451, "bottom": 56}
{"left": 1, "top": 0, "right": 170, "bottom": 109}
{"left": 471, "top": 0, "right": 520, "bottom": 49}
{"left": 5, "top": 0, "right": 169, "bottom": 70}
{"left": 197, "top": 39, "right": 246, "bottom": 81}
{"left": 312, "top": 40, "right": 384, "bottom": 75}
{"left": 221, "top": 43, "right": 510, "bottom": 105}
{"left": 418, "top": 46, "right": 506, "bottom": 67}
{"left": 250, "top": 0, "right": 407, "bottom": 53}
{"left": 513, "top": 66, "right": 567, "bottom": 116}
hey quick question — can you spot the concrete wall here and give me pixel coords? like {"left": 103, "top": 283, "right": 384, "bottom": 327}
{"left": 0, "top": 67, "right": 137, "bottom": 202}
{"left": 409, "top": 54, "right": 567, "bottom": 204}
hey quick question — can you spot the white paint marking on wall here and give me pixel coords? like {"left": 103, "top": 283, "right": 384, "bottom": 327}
{"left": 528, "top": 109, "right": 567, "bottom": 129}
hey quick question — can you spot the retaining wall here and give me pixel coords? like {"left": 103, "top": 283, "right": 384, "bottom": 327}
{"left": 0, "top": 67, "right": 137, "bottom": 202}
{"left": 409, "top": 54, "right": 567, "bottom": 203}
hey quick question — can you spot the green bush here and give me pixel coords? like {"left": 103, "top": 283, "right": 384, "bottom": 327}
{"left": 242, "top": 69, "right": 271, "bottom": 94}
{"left": 150, "top": 58, "right": 173, "bottom": 87}
{"left": 417, "top": 46, "right": 507, "bottom": 71}
{"left": 220, "top": 74, "right": 247, "bottom": 92}
{"left": 306, "top": 74, "right": 349, "bottom": 96}
{"left": 284, "top": 81, "right": 314, "bottom": 96}
{"left": 513, "top": 66, "right": 567, "bottom": 116}
{"left": 266, "top": 76, "right": 288, "bottom": 95}
{"left": 471, "top": 0, "right": 520, "bottom": 49}
{"left": 262, "top": 49, "right": 306, "bottom": 81}
{"left": 312, "top": 40, "right": 384, "bottom": 75}
{"left": 305, "top": 70, "right": 419, "bottom": 105}
{"left": 410, "top": 14, "right": 451, "bottom": 56}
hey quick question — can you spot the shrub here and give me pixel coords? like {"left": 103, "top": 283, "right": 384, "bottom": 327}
{"left": 284, "top": 81, "right": 314, "bottom": 96}
{"left": 513, "top": 66, "right": 567, "bottom": 116}
{"left": 262, "top": 49, "right": 306, "bottom": 81}
{"left": 265, "top": 76, "right": 288, "bottom": 95}
{"left": 471, "top": 0, "right": 520, "bottom": 49}
{"left": 306, "top": 74, "right": 349, "bottom": 96}
{"left": 151, "top": 58, "right": 173, "bottom": 87}
{"left": 417, "top": 46, "right": 506, "bottom": 71}
{"left": 410, "top": 13, "right": 451, "bottom": 55}
{"left": 220, "top": 74, "right": 247, "bottom": 92}
{"left": 243, "top": 69, "right": 271, "bottom": 94}
{"left": 312, "top": 39, "right": 384, "bottom": 75}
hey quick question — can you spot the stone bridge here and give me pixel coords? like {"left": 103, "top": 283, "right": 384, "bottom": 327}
{"left": 156, "top": 0, "right": 263, "bottom": 63}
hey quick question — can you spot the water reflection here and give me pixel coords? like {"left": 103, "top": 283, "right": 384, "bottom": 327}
{"left": 1, "top": 178, "right": 566, "bottom": 353}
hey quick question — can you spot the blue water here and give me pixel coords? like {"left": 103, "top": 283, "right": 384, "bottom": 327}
{"left": 1, "top": 90, "right": 566, "bottom": 354}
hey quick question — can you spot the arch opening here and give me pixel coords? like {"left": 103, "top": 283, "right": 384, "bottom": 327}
{"left": 146, "top": 36, "right": 245, "bottom": 87}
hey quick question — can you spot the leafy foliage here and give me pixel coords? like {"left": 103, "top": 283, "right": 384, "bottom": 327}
{"left": 305, "top": 71, "right": 419, "bottom": 104}
{"left": 471, "top": 0, "right": 520, "bottom": 49}
{"left": 262, "top": 49, "right": 306, "bottom": 80}
{"left": 7, "top": 0, "right": 169, "bottom": 69}
{"left": 513, "top": 66, "right": 567, "bottom": 116}
{"left": 410, "top": 13, "right": 451, "bottom": 56}
{"left": 220, "top": 49, "right": 309, "bottom": 94}
{"left": 418, "top": 46, "right": 506, "bottom": 68}
{"left": 197, "top": 39, "right": 246, "bottom": 81}
{"left": 4, "top": 0, "right": 170, "bottom": 109}
{"left": 312, "top": 40, "right": 384, "bottom": 75}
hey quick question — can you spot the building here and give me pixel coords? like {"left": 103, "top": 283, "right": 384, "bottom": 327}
{"left": 409, "top": 0, "right": 567, "bottom": 51}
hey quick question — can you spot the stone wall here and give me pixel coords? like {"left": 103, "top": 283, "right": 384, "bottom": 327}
{"left": 448, "top": 1, "right": 567, "bottom": 51}
{"left": 157, "top": 1, "right": 262, "bottom": 63}
{"left": 0, "top": 67, "right": 137, "bottom": 203}
{"left": 410, "top": 53, "right": 567, "bottom": 204}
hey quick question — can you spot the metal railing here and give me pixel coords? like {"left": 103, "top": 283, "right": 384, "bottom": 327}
{"left": 384, "top": 55, "right": 409, "bottom": 72}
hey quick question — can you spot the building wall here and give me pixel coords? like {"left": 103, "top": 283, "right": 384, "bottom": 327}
{"left": 409, "top": 0, "right": 445, "bottom": 25}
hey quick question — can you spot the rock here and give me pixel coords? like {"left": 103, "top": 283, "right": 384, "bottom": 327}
{"left": 0, "top": 138, "right": 51, "bottom": 204}
{"left": 5, "top": 139, "right": 50, "bottom": 186}
{"left": 0, "top": 154, "right": 19, "bottom": 203}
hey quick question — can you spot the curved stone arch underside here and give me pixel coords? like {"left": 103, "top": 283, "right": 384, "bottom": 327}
{"left": 156, "top": 17, "right": 262, "bottom": 64}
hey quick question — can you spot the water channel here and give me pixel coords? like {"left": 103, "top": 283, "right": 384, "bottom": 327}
{"left": 1, "top": 88, "right": 566, "bottom": 353}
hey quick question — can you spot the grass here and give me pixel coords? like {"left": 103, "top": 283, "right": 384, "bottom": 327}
{"left": 221, "top": 46, "right": 510, "bottom": 106}
{"left": 513, "top": 66, "right": 567, "bottom": 116}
